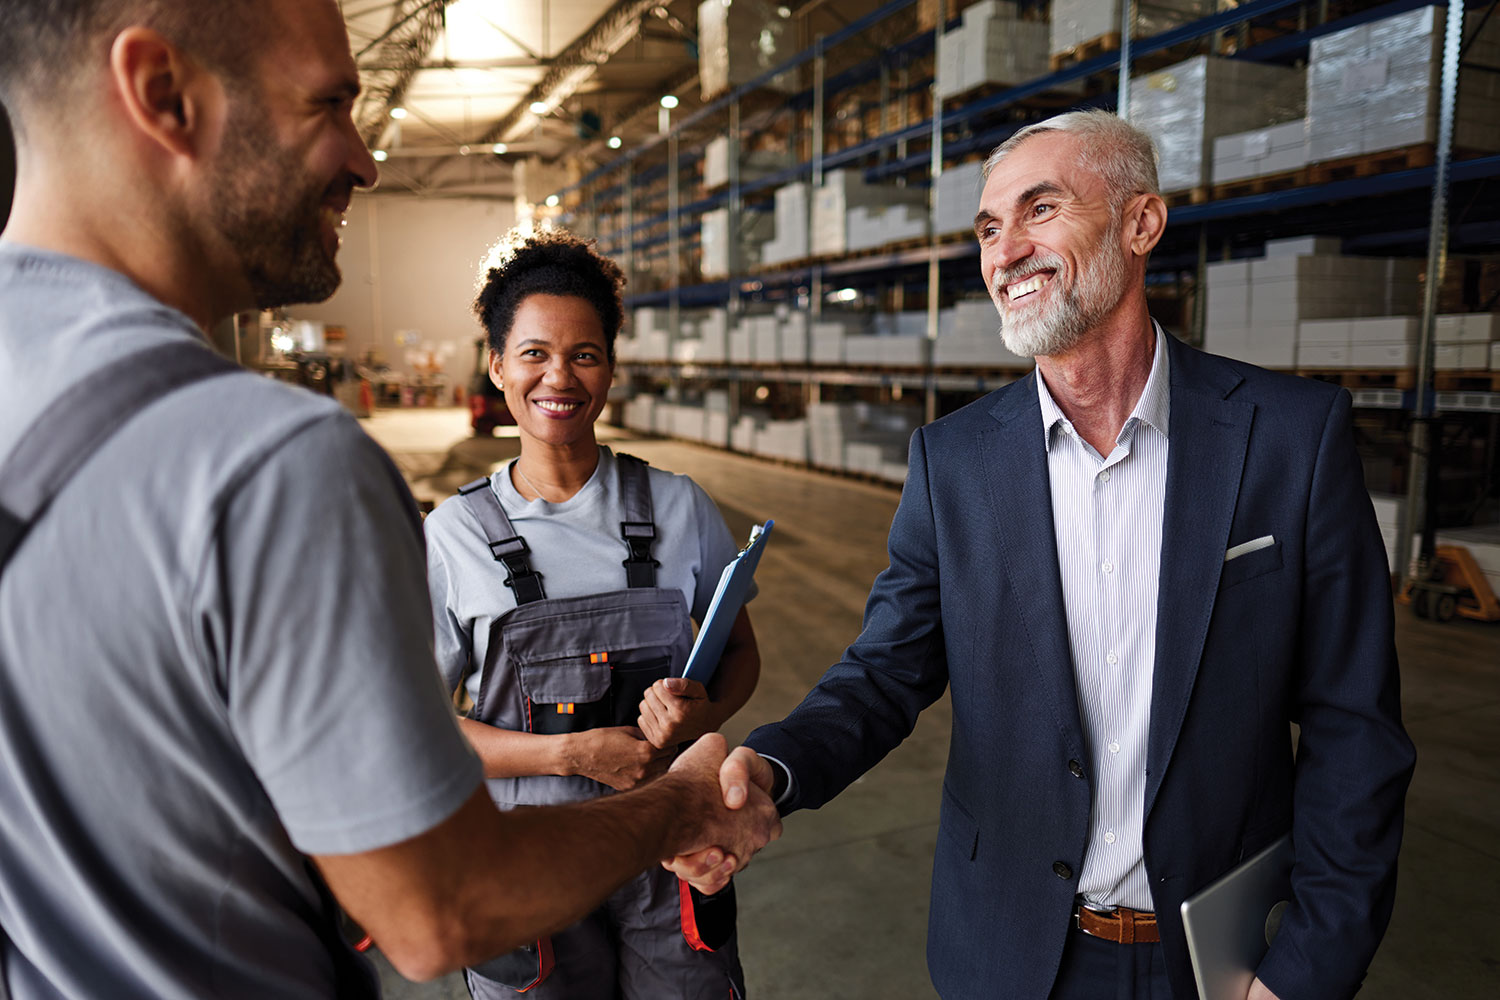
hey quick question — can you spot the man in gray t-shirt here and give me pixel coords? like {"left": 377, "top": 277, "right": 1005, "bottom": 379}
{"left": 0, "top": 2, "right": 779, "bottom": 996}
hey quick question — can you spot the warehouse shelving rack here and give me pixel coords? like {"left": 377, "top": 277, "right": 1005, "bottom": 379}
{"left": 543, "top": 0, "right": 1500, "bottom": 578}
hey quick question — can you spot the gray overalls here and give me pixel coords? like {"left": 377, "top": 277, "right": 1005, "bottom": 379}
{"left": 455, "top": 456, "right": 743, "bottom": 999}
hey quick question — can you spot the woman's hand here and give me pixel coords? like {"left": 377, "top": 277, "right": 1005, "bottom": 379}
{"left": 637, "top": 677, "right": 719, "bottom": 749}
{"left": 562, "top": 726, "right": 673, "bottom": 790}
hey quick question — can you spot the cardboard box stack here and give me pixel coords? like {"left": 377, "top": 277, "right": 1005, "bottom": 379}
{"left": 698, "top": 0, "right": 794, "bottom": 100}
{"left": 760, "top": 182, "right": 810, "bottom": 265}
{"left": 1132, "top": 56, "right": 1306, "bottom": 194}
{"left": 753, "top": 419, "right": 810, "bottom": 463}
{"left": 702, "top": 136, "right": 785, "bottom": 189}
{"left": 1306, "top": 5, "right": 1500, "bottom": 163}
{"left": 1212, "top": 120, "right": 1309, "bottom": 185}
{"left": 935, "top": 160, "right": 986, "bottom": 235}
{"left": 701, "top": 208, "right": 774, "bottom": 279}
{"left": 1050, "top": 0, "right": 1204, "bottom": 60}
{"left": 933, "top": 298, "right": 1035, "bottom": 367}
{"left": 1369, "top": 492, "right": 1407, "bottom": 572}
{"left": 808, "top": 401, "right": 920, "bottom": 481}
{"left": 937, "top": 1, "right": 1053, "bottom": 100}
{"left": 812, "top": 170, "right": 927, "bottom": 256}
{"left": 1434, "top": 313, "right": 1499, "bottom": 370}
{"left": 1202, "top": 236, "right": 1423, "bottom": 368}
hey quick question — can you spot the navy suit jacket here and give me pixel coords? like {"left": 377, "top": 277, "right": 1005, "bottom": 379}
{"left": 745, "top": 334, "right": 1415, "bottom": 1000}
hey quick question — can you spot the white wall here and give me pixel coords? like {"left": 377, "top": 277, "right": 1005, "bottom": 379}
{"left": 289, "top": 192, "right": 516, "bottom": 392}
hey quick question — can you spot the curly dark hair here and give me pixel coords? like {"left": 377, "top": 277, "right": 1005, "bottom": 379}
{"left": 473, "top": 229, "right": 626, "bottom": 364}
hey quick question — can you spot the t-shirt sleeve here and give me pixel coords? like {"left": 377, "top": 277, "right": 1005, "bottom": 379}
{"left": 688, "top": 478, "right": 757, "bottom": 623}
{"left": 206, "top": 413, "right": 482, "bottom": 856}
{"left": 425, "top": 528, "right": 474, "bottom": 698}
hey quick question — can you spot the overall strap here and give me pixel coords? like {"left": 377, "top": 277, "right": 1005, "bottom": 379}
{"left": 0, "top": 340, "right": 238, "bottom": 1000}
{"left": 458, "top": 475, "right": 546, "bottom": 604}
{"left": 0, "top": 342, "right": 239, "bottom": 576}
{"left": 615, "top": 453, "right": 658, "bottom": 589}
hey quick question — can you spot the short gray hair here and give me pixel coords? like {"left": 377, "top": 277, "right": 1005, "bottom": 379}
{"left": 981, "top": 110, "right": 1160, "bottom": 212}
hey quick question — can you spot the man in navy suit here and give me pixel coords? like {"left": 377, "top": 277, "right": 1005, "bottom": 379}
{"left": 670, "top": 110, "right": 1414, "bottom": 999}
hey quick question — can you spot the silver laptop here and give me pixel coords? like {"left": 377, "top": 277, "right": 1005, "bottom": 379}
{"left": 1180, "top": 834, "right": 1294, "bottom": 1000}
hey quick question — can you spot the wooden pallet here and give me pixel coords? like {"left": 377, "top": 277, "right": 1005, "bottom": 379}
{"left": 1163, "top": 187, "right": 1209, "bottom": 208}
{"left": 1049, "top": 32, "right": 1120, "bottom": 71}
{"left": 1434, "top": 370, "right": 1500, "bottom": 392}
{"left": 1210, "top": 167, "right": 1311, "bottom": 201}
{"left": 1297, "top": 369, "right": 1416, "bottom": 390}
{"left": 1306, "top": 144, "right": 1435, "bottom": 185}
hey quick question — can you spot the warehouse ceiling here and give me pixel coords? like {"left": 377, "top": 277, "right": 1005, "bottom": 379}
{"left": 341, "top": 0, "right": 882, "bottom": 200}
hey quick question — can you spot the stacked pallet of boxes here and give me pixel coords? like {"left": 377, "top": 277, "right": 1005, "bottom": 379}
{"left": 1131, "top": 55, "right": 1306, "bottom": 195}
{"left": 1212, "top": 120, "right": 1309, "bottom": 186}
{"left": 1306, "top": 5, "right": 1500, "bottom": 163}
{"left": 1202, "top": 236, "right": 1423, "bottom": 369}
{"left": 933, "top": 298, "right": 1035, "bottom": 367}
{"left": 760, "top": 182, "right": 810, "bottom": 265}
{"left": 628, "top": 307, "right": 672, "bottom": 361}
{"left": 843, "top": 312, "right": 930, "bottom": 367}
{"left": 1050, "top": 0, "right": 1204, "bottom": 60}
{"left": 1434, "top": 312, "right": 1500, "bottom": 371}
{"left": 698, "top": 0, "right": 793, "bottom": 99}
{"left": 935, "top": 159, "right": 986, "bottom": 235}
{"left": 807, "top": 401, "right": 922, "bottom": 482}
{"left": 811, "top": 169, "right": 928, "bottom": 256}
{"left": 937, "top": 2, "right": 1054, "bottom": 100}
{"left": 701, "top": 208, "right": 775, "bottom": 278}
{"left": 701, "top": 136, "right": 785, "bottom": 189}
{"left": 1369, "top": 493, "right": 1407, "bottom": 573}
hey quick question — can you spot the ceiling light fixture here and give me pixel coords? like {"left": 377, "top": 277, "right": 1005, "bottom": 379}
{"left": 546, "top": 195, "right": 560, "bottom": 207}
{"left": 659, "top": 94, "right": 679, "bottom": 109}
{"left": 389, "top": 107, "right": 408, "bottom": 120}
{"left": 372, "top": 149, "right": 389, "bottom": 161}
{"left": 607, "top": 136, "right": 622, "bottom": 149}
{"left": 492, "top": 143, "right": 508, "bottom": 154}
{"left": 529, "top": 101, "right": 550, "bottom": 115}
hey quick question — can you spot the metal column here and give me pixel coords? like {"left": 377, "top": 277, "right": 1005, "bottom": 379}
{"left": 1117, "top": 1, "right": 1135, "bottom": 120}
{"left": 810, "top": 40, "right": 826, "bottom": 319}
{"left": 1396, "top": 0, "right": 1463, "bottom": 586}
{"left": 668, "top": 126, "right": 680, "bottom": 348}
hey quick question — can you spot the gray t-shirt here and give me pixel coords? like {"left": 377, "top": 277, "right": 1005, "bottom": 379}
{"left": 424, "top": 446, "right": 751, "bottom": 706}
{"left": 0, "top": 245, "right": 482, "bottom": 999}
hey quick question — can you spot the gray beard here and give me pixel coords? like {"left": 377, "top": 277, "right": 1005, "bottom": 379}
{"left": 997, "top": 230, "right": 1129, "bottom": 358}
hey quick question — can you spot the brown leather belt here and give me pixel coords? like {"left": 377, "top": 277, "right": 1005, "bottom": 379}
{"left": 1074, "top": 904, "right": 1160, "bottom": 944}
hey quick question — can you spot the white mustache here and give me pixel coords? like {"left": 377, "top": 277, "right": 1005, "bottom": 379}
{"left": 993, "top": 253, "right": 1066, "bottom": 299}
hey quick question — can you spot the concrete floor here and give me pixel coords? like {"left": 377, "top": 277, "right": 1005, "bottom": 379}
{"left": 362, "top": 407, "right": 1499, "bottom": 999}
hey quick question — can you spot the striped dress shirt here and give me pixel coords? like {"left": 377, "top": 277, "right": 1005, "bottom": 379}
{"left": 1036, "top": 323, "right": 1170, "bottom": 912}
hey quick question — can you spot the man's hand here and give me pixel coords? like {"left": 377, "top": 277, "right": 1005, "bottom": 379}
{"left": 663, "top": 744, "right": 778, "bottom": 893}
{"left": 562, "top": 726, "right": 672, "bottom": 791}
{"left": 637, "top": 676, "right": 717, "bottom": 749}
{"left": 1247, "top": 978, "right": 1282, "bottom": 1000}
{"left": 661, "top": 737, "right": 781, "bottom": 894}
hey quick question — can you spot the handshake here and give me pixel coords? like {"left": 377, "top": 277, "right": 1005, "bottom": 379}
{"left": 660, "top": 735, "right": 783, "bottom": 895}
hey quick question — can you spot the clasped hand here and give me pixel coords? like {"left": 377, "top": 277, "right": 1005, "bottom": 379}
{"left": 662, "top": 742, "right": 779, "bottom": 894}
{"left": 637, "top": 676, "right": 717, "bottom": 749}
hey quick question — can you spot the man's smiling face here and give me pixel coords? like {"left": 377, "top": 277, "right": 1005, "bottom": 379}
{"left": 974, "top": 130, "right": 1131, "bottom": 358}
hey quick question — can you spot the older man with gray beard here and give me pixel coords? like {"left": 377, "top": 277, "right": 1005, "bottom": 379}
{"left": 673, "top": 109, "right": 1413, "bottom": 1000}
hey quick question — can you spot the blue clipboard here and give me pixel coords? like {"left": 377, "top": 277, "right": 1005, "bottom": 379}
{"left": 681, "top": 520, "right": 773, "bottom": 684}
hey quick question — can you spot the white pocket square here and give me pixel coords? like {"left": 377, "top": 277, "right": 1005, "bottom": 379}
{"left": 1225, "top": 535, "right": 1276, "bottom": 562}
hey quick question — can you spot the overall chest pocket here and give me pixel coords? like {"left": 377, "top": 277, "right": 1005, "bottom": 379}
{"left": 503, "top": 593, "right": 687, "bottom": 735}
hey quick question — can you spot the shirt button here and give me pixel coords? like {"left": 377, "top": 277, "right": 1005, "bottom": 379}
{"left": 1099, "top": 470, "right": 1111, "bottom": 482}
{"left": 1108, "top": 741, "right": 1121, "bottom": 754}
{"left": 1102, "top": 561, "right": 1115, "bottom": 574}
{"left": 1104, "top": 831, "right": 1117, "bottom": 845}
{"left": 1053, "top": 861, "right": 1074, "bottom": 880}
{"left": 1106, "top": 652, "right": 1118, "bottom": 665}
{"left": 1068, "top": 759, "right": 1085, "bottom": 779}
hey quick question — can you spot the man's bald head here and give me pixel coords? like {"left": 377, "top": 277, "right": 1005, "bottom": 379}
{"left": 0, "top": 0, "right": 264, "bottom": 129}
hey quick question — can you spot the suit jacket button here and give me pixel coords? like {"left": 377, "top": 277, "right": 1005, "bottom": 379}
{"left": 1053, "top": 862, "right": 1073, "bottom": 880}
{"left": 1068, "top": 759, "right": 1085, "bottom": 778}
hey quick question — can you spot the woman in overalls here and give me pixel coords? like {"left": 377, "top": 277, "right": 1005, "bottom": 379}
{"left": 424, "top": 230, "right": 760, "bottom": 999}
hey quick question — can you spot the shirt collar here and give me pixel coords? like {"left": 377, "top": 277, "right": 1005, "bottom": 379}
{"left": 1037, "top": 320, "right": 1172, "bottom": 452}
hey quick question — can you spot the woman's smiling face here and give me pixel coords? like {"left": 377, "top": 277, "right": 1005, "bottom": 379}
{"left": 490, "top": 293, "right": 614, "bottom": 451}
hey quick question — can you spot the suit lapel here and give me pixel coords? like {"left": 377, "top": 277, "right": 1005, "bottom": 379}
{"left": 1144, "top": 338, "right": 1254, "bottom": 819}
{"left": 980, "top": 374, "right": 1085, "bottom": 757}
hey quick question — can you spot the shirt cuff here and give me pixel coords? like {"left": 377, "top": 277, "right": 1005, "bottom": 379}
{"left": 758, "top": 752, "right": 796, "bottom": 807}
